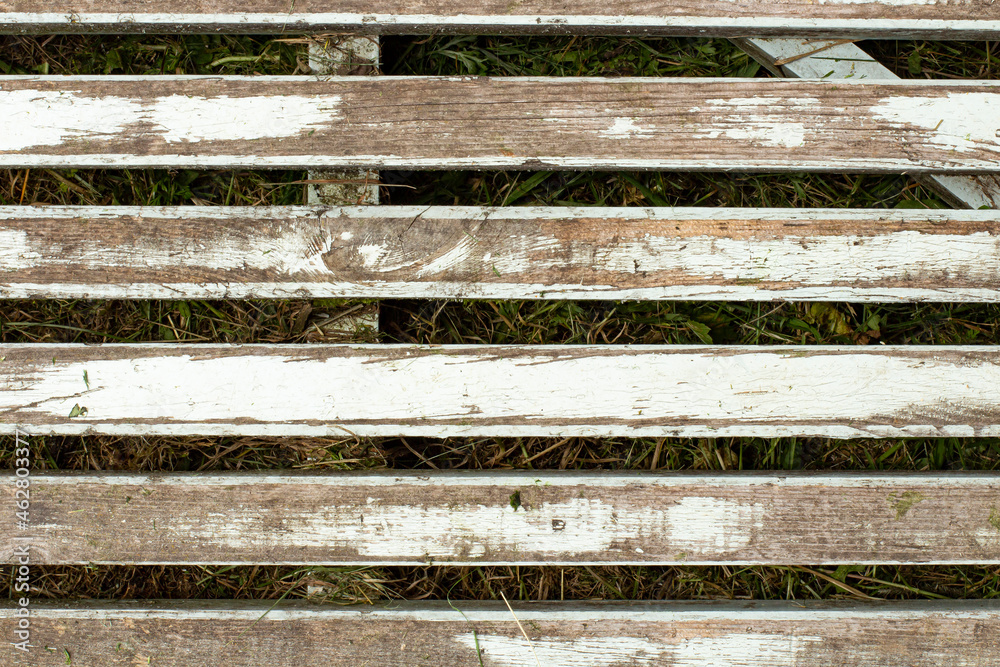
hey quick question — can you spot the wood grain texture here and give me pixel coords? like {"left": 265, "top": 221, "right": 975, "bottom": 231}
{"left": 4, "top": 205, "right": 1000, "bottom": 301}
{"left": 3, "top": 76, "right": 1000, "bottom": 172}
{"left": 732, "top": 38, "right": 1000, "bottom": 210}
{"left": 1, "top": 344, "right": 999, "bottom": 437}
{"left": 2, "top": 0, "right": 999, "bottom": 38}
{"left": 7, "top": 471, "right": 1000, "bottom": 566}
{"left": 3, "top": 600, "right": 1000, "bottom": 666}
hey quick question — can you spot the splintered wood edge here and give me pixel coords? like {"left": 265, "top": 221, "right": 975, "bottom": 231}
{"left": 5, "top": 471, "right": 1000, "bottom": 566}
{"left": 2, "top": 600, "right": 1000, "bottom": 666}
{"left": 731, "top": 38, "right": 1000, "bottom": 209}
{"left": 2, "top": 76, "right": 1000, "bottom": 173}
{"left": 2, "top": 205, "right": 998, "bottom": 301}
{"left": 0, "top": 344, "right": 998, "bottom": 437}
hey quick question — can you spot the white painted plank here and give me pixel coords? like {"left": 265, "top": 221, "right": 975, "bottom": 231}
{"left": 2, "top": 5, "right": 1000, "bottom": 39}
{"left": 732, "top": 38, "right": 1000, "bottom": 209}
{"left": 3, "top": 76, "right": 1000, "bottom": 173}
{"left": 0, "top": 344, "right": 998, "bottom": 437}
{"left": 3, "top": 601, "right": 1000, "bottom": 666}
{"left": 3, "top": 205, "right": 1000, "bottom": 301}
{"left": 7, "top": 471, "right": 1000, "bottom": 565}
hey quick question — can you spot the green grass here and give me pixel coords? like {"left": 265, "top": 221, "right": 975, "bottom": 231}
{"left": 1, "top": 32, "right": 999, "bottom": 606}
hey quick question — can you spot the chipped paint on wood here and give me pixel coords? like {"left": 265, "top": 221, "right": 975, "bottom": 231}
{"left": 870, "top": 93, "right": 1000, "bottom": 154}
{"left": 731, "top": 38, "right": 1000, "bottom": 209}
{"left": 455, "top": 632, "right": 821, "bottom": 666}
{"left": 0, "top": 89, "right": 341, "bottom": 152}
{"left": 3, "top": 601, "right": 1000, "bottom": 666}
{"left": 2, "top": 77, "right": 1000, "bottom": 172}
{"left": 0, "top": 344, "right": 998, "bottom": 438}
{"left": 7, "top": 471, "right": 1000, "bottom": 566}
{"left": 2, "top": 205, "right": 999, "bottom": 301}
{"left": 2, "top": 5, "right": 1000, "bottom": 39}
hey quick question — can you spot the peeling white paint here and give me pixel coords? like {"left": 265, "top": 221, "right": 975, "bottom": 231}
{"left": 0, "top": 90, "right": 135, "bottom": 151}
{"left": 706, "top": 96, "right": 820, "bottom": 108}
{"left": 667, "top": 497, "right": 764, "bottom": 552}
{"left": 1, "top": 345, "right": 999, "bottom": 438}
{"left": 27, "top": 423, "right": 975, "bottom": 438}
{"left": 415, "top": 234, "right": 478, "bottom": 277}
{"left": 6, "top": 153, "right": 1000, "bottom": 171}
{"left": 733, "top": 38, "right": 1000, "bottom": 207}
{"left": 599, "top": 117, "right": 655, "bottom": 139}
{"left": 31, "top": 226, "right": 1000, "bottom": 285}
{"left": 354, "top": 243, "right": 391, "bottom": 268}
{"left": 7, "top": 281, "right": 1000, "bottom": 302}
{"left": 0, "top": 229, "right": 39, "bottom": 270}
{"left": 5, "top": 205, "right": 999, "bottom": 293}
{"left": 697, "top": 98, "right": 812, "bottom": 147}
{"left": 457, "top": 632, "right": 820, "bottom": 667}
{"left": 27, "top": 470, "right": 1000, "bottom": 490}
{"left": 721, "top": 121, "right": 807, "bottom": 148}
{"left": 13, "top": 601, "right": 1000, "bottom": 622}
{"left": 167, "top": 496, "right": 763, "bottom": 558}
{"left": 671, "top": 633, "right": 823, "bottom": 667}
{"left": 0, "top": 89, "right": 341, "bottom": 151}
{"left": 871, "top": 93, "right": 1000, "bottom": 154}
{"left": 148, "top": 95, "right": 341, "bottom": 143}
{"left": 2, "top": 13, "right": 998, "bottom": 37}
{"left": 24, "top": 222, "right": 338, "bottom": 277}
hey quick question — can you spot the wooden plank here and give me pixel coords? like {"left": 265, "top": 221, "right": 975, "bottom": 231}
{"left": 3, "top": 76, "right": 1000, "bottom": 173}
{"left": 732, "top": 38, "right": 1000, "bottom": 210}
{"left": 0, "top": 344, "right": 998, "bottom": 437}
{"left": 4, "top": 205, "right": 1000, "bottom": 301}
{"left": 4, "top": 600, "right": 1000, "bottom": 666}
{"left": 7, "top": 471, "right": 1000, "bottom": 566}
{"left": 2, "top": 1, "right": 999, "bottom": 38}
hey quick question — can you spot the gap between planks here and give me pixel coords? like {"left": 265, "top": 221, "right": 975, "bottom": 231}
{"left": 5, "top": 471, "right": 1000, "bottom": 566}
{"left": 3, "top": 76, "right": 1000, "bottom": 172}
{"left": 0, "top": 344, "right": 999, "bottom": 437}
{"left": 1, "top": 205, "right": 998, "bottom": 301}
{"left": 2, "top": 600, "right": 1000, "bottom": 666}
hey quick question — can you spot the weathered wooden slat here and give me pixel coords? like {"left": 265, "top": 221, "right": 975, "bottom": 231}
{"left": 1, "top": 344, "right": 998, "bottom": 437}
{"left": 1, "top": 1, "right": 999, "bottom": 38}
{"left": 732, "top": 38, "right": 1000, "bottom": 210}
{"left": 7, "top": 471, "right": 1000, "bottom": 566}
{"left": 3, "top": 76, "right": 1000, "bottom": 172}
{"left": 3, "top": 601, "right": 1000, "bottom": 666}
{"left": 4, "top": 205, "right": 1000, "bottom": 301}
